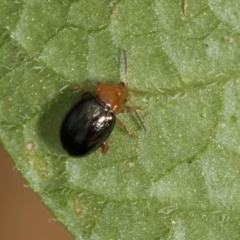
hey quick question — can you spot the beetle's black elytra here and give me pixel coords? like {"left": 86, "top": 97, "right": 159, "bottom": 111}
{"left": 60, "top": 92, "right": 116, "bottom": 157}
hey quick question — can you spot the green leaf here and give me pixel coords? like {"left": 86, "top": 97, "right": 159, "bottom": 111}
{"left": 1, "top": 0, "right": 240, "bottom": 239}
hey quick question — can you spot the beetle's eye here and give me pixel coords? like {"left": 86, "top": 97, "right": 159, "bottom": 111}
{"left": 120, "top": 82, "right": 125, "bottom": 86}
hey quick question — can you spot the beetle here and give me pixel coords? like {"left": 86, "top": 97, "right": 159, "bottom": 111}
{"left": 60, "top": 51, "right": 146, "bottom": 157}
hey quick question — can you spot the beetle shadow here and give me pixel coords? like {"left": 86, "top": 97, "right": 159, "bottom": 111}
{"left": 37, "top": 80, "right": 95, "bottom": 155}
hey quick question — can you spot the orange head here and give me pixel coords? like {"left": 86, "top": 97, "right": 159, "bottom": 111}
{"left": 95, "top": 82, "right": 128, "bottom": 114}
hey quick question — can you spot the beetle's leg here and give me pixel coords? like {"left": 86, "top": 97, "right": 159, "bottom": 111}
{"left": 125, "top": 95, "right": 146, "bottom": 112}
{"left": 77, "top": 84, "right": 85, "bottom": 92}
{"left": 116, "top": 118, "right": 138, "bottom": 138}
{"left": 101, "top": 140, "right": 109, "bottom": 154}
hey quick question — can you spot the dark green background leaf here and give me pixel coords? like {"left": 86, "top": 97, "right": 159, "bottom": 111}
{"left": 1, "top": 0, "right": 240, "bottom": 239}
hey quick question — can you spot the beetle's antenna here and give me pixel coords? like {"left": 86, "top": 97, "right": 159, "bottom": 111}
{"left": 124, "top": 50, "right": 147, "bottom": 131}
{"left": 134, "top": 109, "right": 147, "bottom": 131}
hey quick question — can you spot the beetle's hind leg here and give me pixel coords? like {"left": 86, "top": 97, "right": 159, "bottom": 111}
{"left": 101, "top": 140, "right": 109, "bottom": 154}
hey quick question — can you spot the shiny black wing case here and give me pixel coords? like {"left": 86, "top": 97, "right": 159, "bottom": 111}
{"left": 60, "top": 92, "right": 116, "bottom": 157}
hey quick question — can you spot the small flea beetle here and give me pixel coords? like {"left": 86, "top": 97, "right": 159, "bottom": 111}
{"left": 60, "top": 51, "right": 146, "bottom": 157}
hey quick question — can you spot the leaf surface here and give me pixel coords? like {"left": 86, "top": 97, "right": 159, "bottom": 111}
{"left": 1, "top": 0, "right": 240, "bottom": 239}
